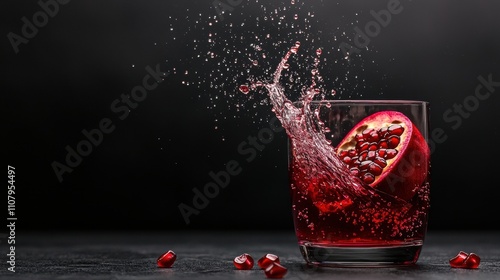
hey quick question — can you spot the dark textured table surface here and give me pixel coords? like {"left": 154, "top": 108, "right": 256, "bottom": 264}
{"left": 1, "top": 230, "right": 499, "bottom": 279}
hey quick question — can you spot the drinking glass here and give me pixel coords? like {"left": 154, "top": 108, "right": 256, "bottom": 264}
{"left": 288, "top": 100, "right": 431, "bottom": 267}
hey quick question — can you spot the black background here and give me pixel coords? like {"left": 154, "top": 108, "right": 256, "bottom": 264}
{"left": 2, "top": 0, "right": 500, "bottom": 232}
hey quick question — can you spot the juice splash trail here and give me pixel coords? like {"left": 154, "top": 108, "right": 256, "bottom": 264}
{"left": 248, "top": 43, "right": 429, "bottom": 243}
{"left": 266, "top": 42, "right": 376, "bottom": 208}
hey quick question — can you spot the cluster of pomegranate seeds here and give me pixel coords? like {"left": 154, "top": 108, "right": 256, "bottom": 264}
{"left": 258, "top": 254, "right": 287, "bottom": 278}
{"left": 339, "top": 124, "right": 404, "bottom": 184}
{"left": 233, "top": 253, "right": 254, "bottom": 270}
{"left": 449, "top": 251, "right": 481, "bottom": 269}
{"left": 157, "top": 250, "right": 177, "bottom": 268}
{"left": 232, "top": 253, "right": 287, "bottom": 278}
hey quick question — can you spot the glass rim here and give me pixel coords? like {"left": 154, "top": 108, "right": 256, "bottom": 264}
{"left": 293, "top": 99, "right": 429, "bottom": 106}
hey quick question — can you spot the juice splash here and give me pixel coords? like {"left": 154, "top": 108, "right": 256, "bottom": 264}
{"left": 244, "top": 42, "right": 430, "bottom": 247}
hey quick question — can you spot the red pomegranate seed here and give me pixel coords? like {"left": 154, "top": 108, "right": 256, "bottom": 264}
{"left": 264, "top": 262, "right": 287, "bottom": 279}
{"left": 387, "top": 135, "right": 400, "bottom": 148}
{"left": 157, "top": 250, "right": 176, "bottom": 268}
{"left": 449, "top": 251, "right": 468, "bottom": 268}
{"left": 348, "top": 149, "right": 357, "bottom": 157}
{"left": 464, "top": 253, "right": 481, "bottom": 269}
{"left": 379, "top": 126, "right": 388, "bottom": 136}
{"left": 369, "top": 162, "right": 383, "bottom": 176}
{"left": 362, "top": 173, "right": 375, "bottom": 184}
{"left": 385, "top": 149, "right": 398, "bottom": 159}
{"left": 377, "top": 148, "right": 387, "bottom": 157}
{"left": 233, "top": 253, "right": 254, "bottom": 270}
{"left": 358, "top": 151, "right": 368, "bottom": 161}
{"left": 358, "top": 142, "right": 370, "bottom": 151}
{"left": 339, "top": 150, "right": 348, "bottom": 158}
{"left": 367, "top": 150, "right": 376, "bottom": 160}
{"left": 368, "top": 143, "right": 378, "bottom": 151}
{"left": 359, "top": 161, "right": 371, "bottom": 171}
{"left": 369, "top": 131, "right": 380, "bottom": 142}
{"left": 258, "top": 254, "right": 280, "bottom": 269}
{"left": 378, "top": 139, "right": 388, "bottom": 149}
{"left": 362, "top": 128, "right": 373, "bottom": 137}
{"left": 388, "top": 124, "right": 404, "bottom": 136}
{"left": 342, "top": 156, "right": 352, "bottom": 164}
{"left": 374, "top": 157, "right": 387, "bottom": 168}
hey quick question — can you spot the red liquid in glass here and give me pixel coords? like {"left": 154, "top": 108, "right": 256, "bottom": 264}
{"left": 257, "top": 43, "right": 430, "bottom": 249}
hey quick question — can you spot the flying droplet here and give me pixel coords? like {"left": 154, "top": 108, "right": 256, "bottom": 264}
{"left": 239, "top": 85, "right": 250, "bottom": 94}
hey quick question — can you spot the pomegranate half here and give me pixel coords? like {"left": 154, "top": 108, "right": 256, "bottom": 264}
{"left": 336, "top": 111, "right": 430, "bottom": 201}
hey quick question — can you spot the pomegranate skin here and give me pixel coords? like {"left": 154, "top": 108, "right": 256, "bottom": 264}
{"left": 337, "top": 111, "right": 430, "bottom": 201}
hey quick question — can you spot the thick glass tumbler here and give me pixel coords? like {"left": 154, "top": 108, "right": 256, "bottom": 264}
{"left": 288, "top": 100, "right": 431, "bottom": 267}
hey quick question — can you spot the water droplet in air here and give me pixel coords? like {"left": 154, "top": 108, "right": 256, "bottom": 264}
{"left": 239, "top": 85, "right": 250, "bottom": 94}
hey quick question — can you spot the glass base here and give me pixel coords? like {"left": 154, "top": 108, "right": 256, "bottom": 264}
{"left": 299, "top": 242, "right": 422, "bottom": 267}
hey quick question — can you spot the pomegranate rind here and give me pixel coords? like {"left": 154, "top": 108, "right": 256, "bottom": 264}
{"left": 337, "top": 111, "right": 430, "bottom": 201}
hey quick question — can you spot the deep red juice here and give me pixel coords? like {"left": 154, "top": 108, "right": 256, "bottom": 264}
{"left": 261, "top": 43, "right": 431, "bottom": 251}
